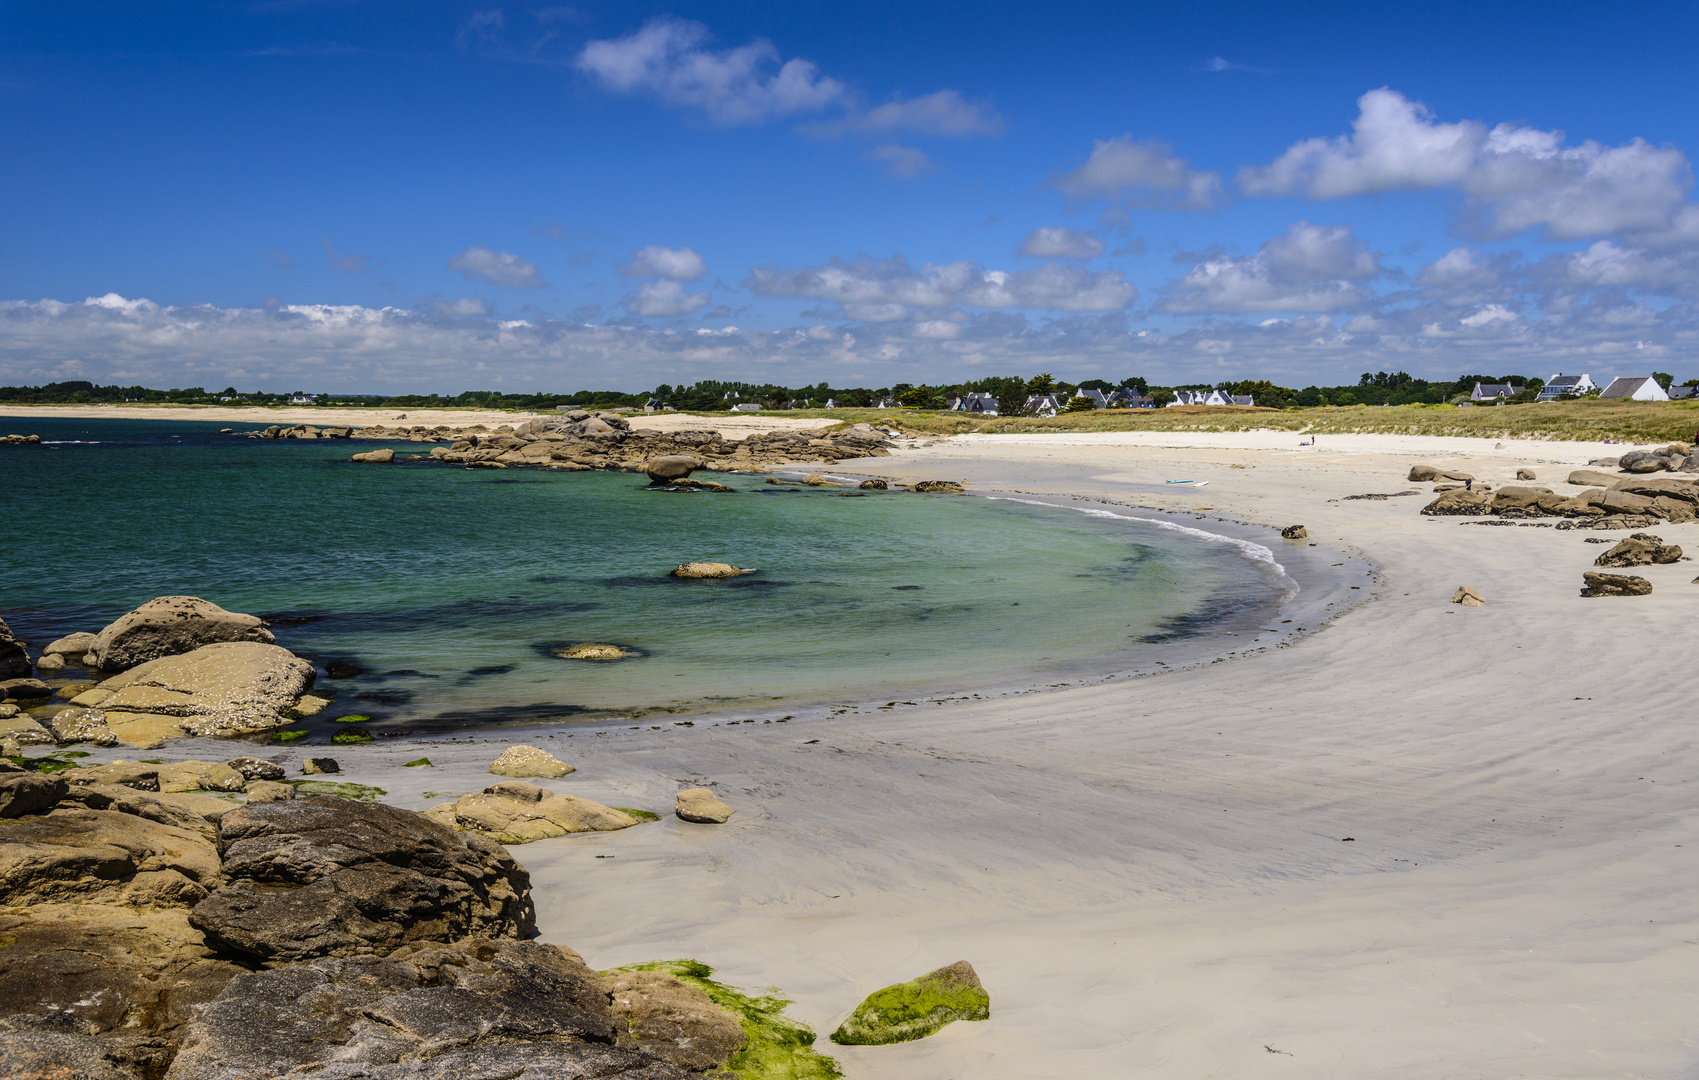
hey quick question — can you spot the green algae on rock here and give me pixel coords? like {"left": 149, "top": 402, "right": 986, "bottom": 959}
{"left": 286, "top": 779, "right": 387, "bottom": 802}
{"left": 331, "top": 713, "right": 373, "bottom": 723}
{"left": 271, "top": 729, "right": 308, "bottom": 742}
{"left": 830, "top": 961, "right": 989, "bottom": 1045}
{"left": 331, "top": 730, "right": 373, "bottom": 744}
{"left": 613, "top": 807, "right": 660, "bottom": 822}
{"left": 611, "top": 959, "right": 841, "bottom": 1080}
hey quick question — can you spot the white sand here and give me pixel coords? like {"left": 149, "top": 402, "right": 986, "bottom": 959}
{"left": 55, "top": 430, "right": 1699, "bottom": 1078}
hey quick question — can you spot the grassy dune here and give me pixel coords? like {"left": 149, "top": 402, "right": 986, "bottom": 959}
{"left": 794, "top": 400, "right": 1699, "bottom": 443}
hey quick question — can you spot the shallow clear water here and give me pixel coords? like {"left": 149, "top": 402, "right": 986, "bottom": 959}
{"left": 2, "top": 417, "right": 1293, "bottom": 730}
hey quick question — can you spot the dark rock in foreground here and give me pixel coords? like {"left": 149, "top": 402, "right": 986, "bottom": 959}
{"left": 189, "top": 799, "right": 535, "bottom": 963}
{"left": 1581, "top": 572, "right": 1653, "bottom": 597}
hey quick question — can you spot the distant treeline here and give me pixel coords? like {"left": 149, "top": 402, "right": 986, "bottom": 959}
{"left": 0, "top": 372, "right": 1658, "bottom": 412}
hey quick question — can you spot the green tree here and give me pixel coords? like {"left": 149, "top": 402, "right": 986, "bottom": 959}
{"left": 1062, "top": 394, "right": 1096, "bottom": 413}
{"left": 899, "top": 385, "right": 943, "bottom": 409}
{"left": 1653, "top": 371, "right": 1674, "bottom": 389}
{"left": 1025, "top": 373, "right": 1056, "bottom": 396}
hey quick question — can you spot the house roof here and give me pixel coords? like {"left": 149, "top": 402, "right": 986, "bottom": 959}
{"left": 1547, "top": 374, "right": 1587, "bottom": 387}
{"left": 1473, "top": 383, "right": 1515, "bottom": 396}
{"left": 1669, "top": 385, "right": 1698, "bottom": 400}
{"left": 1599, "top": 377, "right": 1652, "bottom": 399}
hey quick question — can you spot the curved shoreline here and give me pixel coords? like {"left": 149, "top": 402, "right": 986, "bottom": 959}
{"left": 16, "top": 429, "right": 1699, "bottom": 1079}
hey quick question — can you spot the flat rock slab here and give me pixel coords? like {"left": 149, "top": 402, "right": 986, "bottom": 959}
{"left": 69, "top": 641, "right": 315, "bottom": 748}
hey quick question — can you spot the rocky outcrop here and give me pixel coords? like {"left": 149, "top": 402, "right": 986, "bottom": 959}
{"left": 352, "top": 447, "right": 397, "bottom": 463}
{"left": 423, "top": 782, "right": 638, "bottom": 844}
{"left": 1567, "top": 468, "right": 1622, "bottom": 487}
{"left": 86, "top": 596, "right": 275, "bottom": 673}
{"left": 1617, "top": 447, "right": 1690, "bottom": 473}
{"left": 0, "top": 710, "right": 53, "bottom": 746}
{"left": 605, "top": 969, "right": 747, "bottom": 1071}
{"left": 0, "top": 803, "right": 223, "bottom": 909}
{"left": 0, "top": 773, "right": 66, "bottom": 818}
{"left": 156, "top": 760, "right": 246, "bottom": 793}
{"left": 188, "top": 798, "right": 534, "bottom": 964}
{"left": 164, "top": 940, "right": 687, "bottom": 1080}
{"left": 0, "top": 433, "right": 41, "bottom": 444}
{"left": 859, "top": 478, "right": 888, "bottom": 490}
{"left": 913, "top": 480, "right": 966, "bottom": 494}
{"left": 244, "top": 779, "right": 295, "bottom": 803}
{"left": 675, "top": 788, "right": 735, "bottom": 825}
{"left": 1581, "top": 572, "right": 1652, "bottom": 597}
{"left": 671, "top": 562, "right": 754, "bottom": 579}
{"left": 1594, "top": 533, "right": 1683, "bottom": 567}
{"left": 64, "top": 641, "right": 316, "bottom": 747}
{"left": 1280, "top": 525, "right": 1308, "bottom": 540}
{"left": 416, "top": 420, "right": 893, "bottom": 475}
{"left": 829, "top": 961, "right": 990, "bottom": 1045}
{"left": 488, "top": 745, "right": 575, "bottom": 778}
{"left": 226, "top": 756, "right": 285, "bottom": 781}
{"left": 1408, "top": 465, "right": 1473, "bottom": 483}
{"left": 1451, "top": 586, "right": 1485, "bottom": 606}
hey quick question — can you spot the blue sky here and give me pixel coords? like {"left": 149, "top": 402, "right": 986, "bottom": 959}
{"left": 2, "top": 0, "right": 1697, "bottom": 392}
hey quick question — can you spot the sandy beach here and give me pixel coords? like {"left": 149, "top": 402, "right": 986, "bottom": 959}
{"left": 28, "top": 428, "right": 1699, "bottom": 1078}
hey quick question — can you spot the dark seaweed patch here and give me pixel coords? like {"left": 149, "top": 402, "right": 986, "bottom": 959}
{"left": 891, "top": 585, "right": 924, "bottom": 590}
{"left": 455, "top": 665, "right": 517, "bottom": 685}
{"left": 723, "top": 579, "right": 789, "bottom": 589}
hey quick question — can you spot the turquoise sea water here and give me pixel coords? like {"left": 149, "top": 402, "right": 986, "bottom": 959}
{"left": 2, "top": 418, "right": 1295, "bottom": 731}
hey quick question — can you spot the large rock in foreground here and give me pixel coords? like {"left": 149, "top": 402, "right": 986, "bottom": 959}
{"left": 830, "top": 961, "right": 990, "bottom": 1045}
{"left": 605, "top": 969, "right": 748, "bottom": 1072}
{"left": 66, "top": 642, "right": 316, "bottom": 748}
{"left": 87, "top": 596, "right": 274, "bottom": 673}
{"left": 165, "top": 939, "right": 691, "bottom": 1080}
{"left": 189, "top": 798, "right": 535, "bottom": 963}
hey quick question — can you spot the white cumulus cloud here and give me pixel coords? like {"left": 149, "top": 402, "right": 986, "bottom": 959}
{"left": 816, "top": 89, "right": 1003, "bottom": 138}
{"left": 1054, "top": 137, "right": 1224, "bottom": 210}
{"left": 576, "top": 17, "right": 846, "bottom": 126}
{"left": 1019, "top": 227, "right": 1105, "bottom": 260}
{"left": 1240, "top": 88, "right": 1696, "bottom": 241}
{"left": 624, "top": 279, "right": 712, "bottom": 317}
{"left": 445, "top": 246, "right": 546, "bottom": 289}
{"left": 1160, "top": 221, "right": 1386, "bottom": 313}
{"left": 745, "top": 255, "right": 1137, "bottom": 316}
{"left": 621, "top": 245, "right": 708, "bottom": 281}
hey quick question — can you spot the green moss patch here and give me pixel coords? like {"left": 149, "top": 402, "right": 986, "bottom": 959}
{"left": 613, "top": 807, "right": 659, "bottom": 822}
{"left": 402, "top": 757, "right": 433, "bottom": 767}
{"left": 829, "top": 962, "right": 989, "bottom": 1046}
{"left": 272, "top": 730, "right": 309, "bottom": 742}
{"left": 611, "top": 960, "right": 841, "bottom": 1080}
{"left": 331, "top": 730, "right": 373, "bottom": 744}
{"left": 331, "top": 714, "right": 373, "bottom": 723}
{"left": 287, "top": 780, "right": 387, "bottom": 802}
{"left": 4, "top": 750, "right": 91, "bottom": 774}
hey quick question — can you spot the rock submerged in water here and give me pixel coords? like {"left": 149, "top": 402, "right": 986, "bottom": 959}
{"left": 830, "top": 961, "right": 990, "bottom": 1045}
{"left": 671, "top": 562, "right": 755, "bottom": 579}
{"left": 555, "top": 642, "right": 638, "bottom": 661}
{"left": 675, "top": 788, "right": 735, "bottom": 824}
{"left": 423, "top": 781, "right": 638, "bottom": 843}
{"left": 1581, "top": 571, "right": 1652, "bottom": 597}
{"left": 85, "top": 596, "right": 275, "bottom": 673}
{"left": 488, "top": 744, "right": 576, "bottom": 778}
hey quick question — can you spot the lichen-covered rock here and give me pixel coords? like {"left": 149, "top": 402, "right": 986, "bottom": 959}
{"left": 1581, "top": 572, "right": 1653, "bottom": 597}
{"left": 69, "top": 641, "right": 315, "bottom": 748}
{"left": 0, "top": 1014, "right": 161, "bottom": 1080}
{"left": 60, "top": 760, "right": 160, "bottom": 790}
{"left": 0, "top": 710, "right": 54, "bottom": 746}
{"left": 189, "top": 797, "right": 535, "bottom": 963}
{"left": 49, "top": 706, "right": 118, "bottom": 746}
{"left": 432, "top": 781, "right": 637, "bottom": 844}
{"left": 488, "top": 744, "right": 576, "bottom": 778}
{"left": 605, "top": 969, "right": 748, "bottom": 1072}
{"left": 163, "top": 939, "right": 677, "bottom": 1080}
{"left": 670, "top": 562, "right": 755, "bottom": 579}
{"left": 859, "top": 478, "right": 888, "bottom": 490}
{"left": 1281, "top": 525, "right": 1308, "bottom": 540}
{"left": 913, "top": 480, "right": 966, "bottom": 493}
{"left": 675, "top": 788, "right": 735, "bottom": 824}
{"left": 830, "top": 961, "right": 990, "bottom": 1045}
{"left": 86, "top": 596, "right": 275, "bottom": 673}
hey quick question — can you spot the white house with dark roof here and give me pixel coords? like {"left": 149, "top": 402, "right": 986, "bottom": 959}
{"left": 946, "top": 391, "right": 999, "bottom": 415}
{"left": 1598, "top": 376, "right": 1671, "bottom": 401}
{"left": 1025, "top": 393, "right": 1067, "bottom": 416}
{"left": 1670, "top": 385, "right": 1698, "bottom": 400}
{"left": 1106, "top": 389, "right": 1155, "bottom": 408}
{"left": 1168, "top": 389, "right": 1255, "bottom": 407}
{"left": 1538, "top": 372, "right": 1598, "bottom": 400}
{"left": 1470, "top": 381, "right": 1519, "bottom": 402}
